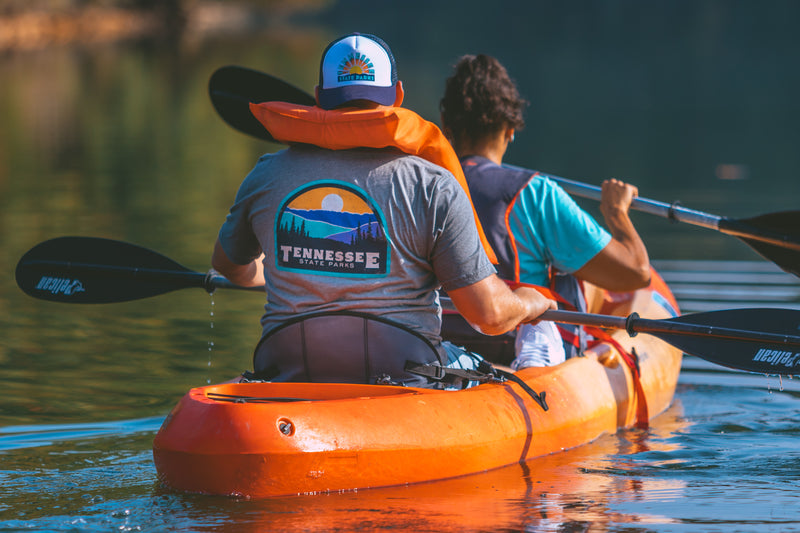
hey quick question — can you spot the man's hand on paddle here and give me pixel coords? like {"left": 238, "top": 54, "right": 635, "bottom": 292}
{"left": 448, "top": 276, "right": 557, "bottom": 335}
{"left": 512, "top": 285, "right": 558, "bottom": 325}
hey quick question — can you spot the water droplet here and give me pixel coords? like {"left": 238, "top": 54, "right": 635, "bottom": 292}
{"left": 207, "top": 295, "right": 217, "bottom": 384}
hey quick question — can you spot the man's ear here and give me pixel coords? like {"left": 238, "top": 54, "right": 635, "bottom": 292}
{"left": 505, "top": 127, "right": 516, "bottom": 143}
{"left": 393, "top": 81, "right": 404, "bottom": 107}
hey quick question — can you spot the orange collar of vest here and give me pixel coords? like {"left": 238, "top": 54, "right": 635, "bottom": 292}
{"left": 249, "top": 101, "right": 498, "bottom": 265}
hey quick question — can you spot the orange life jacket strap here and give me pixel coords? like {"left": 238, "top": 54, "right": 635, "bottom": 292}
{"left": 249, "top": 101, "right": 498, "bottom": 264}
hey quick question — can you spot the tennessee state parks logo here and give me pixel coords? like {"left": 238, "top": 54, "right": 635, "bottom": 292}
{"left": 338, "top": 53, "right": 375, "bottom": 83}
{"left": 276, "top": 181, "right": 390, "bottom": 277}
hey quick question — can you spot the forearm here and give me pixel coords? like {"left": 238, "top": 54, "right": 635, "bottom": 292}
{"left": 448, "top": 276, "right": 557, "bottom": 336}
{"left": 211, "top": 239, "right": 266, "bottom": 288}
{"left": 601, "top": 206, "right": 650, "bottom": 280}
{"left": 454, "top": 287, "right": 526, "bottom": 336}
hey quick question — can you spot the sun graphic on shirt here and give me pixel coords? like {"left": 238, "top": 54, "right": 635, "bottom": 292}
{"left": 320, "top": 193, "right": 344, "bottom": 212}
{"left": 287, "top": 186, "right": 372, "bottom": 214}
{"left": 338, "top": 54, "right": 373, "bottom": 76}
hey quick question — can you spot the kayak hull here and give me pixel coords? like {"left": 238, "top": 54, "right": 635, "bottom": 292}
{"left": 153, "top": 281, "right": 682, "bottom": 498}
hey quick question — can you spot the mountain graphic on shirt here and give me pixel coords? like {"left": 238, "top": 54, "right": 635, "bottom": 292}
{"left": 281, "top": 207, "right": 383, "bottom": 243}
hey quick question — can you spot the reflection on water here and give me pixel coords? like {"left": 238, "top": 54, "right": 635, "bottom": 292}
{"left": 5, "top": 381, "right": 796, "bottom": 532}
{"left": 0, "top": 416, "right": 162, "bottom": 451}
{"left": 3, "top": 367, "right": 800, "bottom": 531}
{"left": 0, "top": 401, "right": 689, "bottom": 532}
{"left": 215, "top": 405, "right": 689, "bottom": 533}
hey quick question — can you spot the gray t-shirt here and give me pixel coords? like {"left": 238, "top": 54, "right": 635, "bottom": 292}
{"left": 218, "top": 144, "right": 495, "bottom": 344}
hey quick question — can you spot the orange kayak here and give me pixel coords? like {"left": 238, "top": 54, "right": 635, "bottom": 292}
{"left": 152, "top": 277, "right": 682, "bottom": 498}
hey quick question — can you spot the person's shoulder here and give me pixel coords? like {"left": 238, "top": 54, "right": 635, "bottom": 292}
{"left": 387, "top": 152, "right": 455, "bottom": 178}
{"left": 525, "top": 171, "right": 567, "bottom": 195}
{"left": 254, "top": 147, "right": 293, "bottom": 164}
{"left": 499, "top": 163, "right": 552, "bottom": 193}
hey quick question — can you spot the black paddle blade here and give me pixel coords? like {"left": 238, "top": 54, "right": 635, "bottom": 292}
{"left": 719, "top": 211, "right": 800, "bottom": 278}
{"left": 208, "top": 65, "right": 316, "bottom": 143}
{"left": 15, "top": 237, "right": 204, "bottom": 304}
{"left": 638, "top": 308, "right": 800, "bottom": 376}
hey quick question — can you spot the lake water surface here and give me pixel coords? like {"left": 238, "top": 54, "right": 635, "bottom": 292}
{"left": 1, "top": 1, "right": 799, "bottom": 531}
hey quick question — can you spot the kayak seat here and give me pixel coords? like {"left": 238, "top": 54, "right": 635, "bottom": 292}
{"left": 252, "top": 311, "right": 446, "bottom": 387}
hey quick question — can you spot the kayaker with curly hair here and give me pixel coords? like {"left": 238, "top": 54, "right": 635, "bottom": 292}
{"left": 440, "top": 54, "right": 651, "bottom": 369}
{"left": 211, "top": 34, "right": 556, "bottom": 388}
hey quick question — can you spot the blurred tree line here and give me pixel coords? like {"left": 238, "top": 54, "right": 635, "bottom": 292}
{"left": 0, "top": 0, "right": 329, "bottom": 51}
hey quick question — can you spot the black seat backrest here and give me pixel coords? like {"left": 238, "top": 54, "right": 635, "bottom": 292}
{"left": 253, "top": 311, "right": 445, "bottom": 386}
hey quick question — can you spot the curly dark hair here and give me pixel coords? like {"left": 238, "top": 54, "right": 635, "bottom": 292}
{"left": 440, "top": 54, "right": 527, "bottom": 145}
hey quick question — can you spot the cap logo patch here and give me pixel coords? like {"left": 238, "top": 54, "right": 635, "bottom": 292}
{"left": 338, "top": 53, "right": 375, "bottom": 82}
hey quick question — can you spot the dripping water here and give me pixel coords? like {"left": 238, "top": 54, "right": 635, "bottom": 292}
{"left": 764, "top": 374, "right": 788, "bottom": 394}
{"left": 208, "top": 294, "right": 216, "bottom": 384}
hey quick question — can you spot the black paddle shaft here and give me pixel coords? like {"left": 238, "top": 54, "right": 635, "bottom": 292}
{"left": 16, "top": 236, "right": 800, "bottom": 375}
{"left": 545, "top": 308, "right": 800, "bottom": 376}
{"left": 523, "top": 172, "right": 800, "bottom": 278}
{"left": 15, "top": 236, "right": 262, "bottom": 303}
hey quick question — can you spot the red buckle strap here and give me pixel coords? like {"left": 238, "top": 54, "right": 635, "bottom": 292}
{"left": 583, "top": 326, "right": 649, "bottom": 429}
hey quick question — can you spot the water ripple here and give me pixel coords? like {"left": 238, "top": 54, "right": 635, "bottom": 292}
{"left": 0, "top": 416, "right": 164, "bottom": 452}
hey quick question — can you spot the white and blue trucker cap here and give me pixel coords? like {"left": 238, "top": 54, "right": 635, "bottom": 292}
{"left": 317, "top": 33, "right": 398, "bottom": 110}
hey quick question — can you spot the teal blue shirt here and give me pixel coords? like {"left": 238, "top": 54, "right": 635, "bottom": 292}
{"left": 508, "top": 172, "right": 611, "bottom": 286}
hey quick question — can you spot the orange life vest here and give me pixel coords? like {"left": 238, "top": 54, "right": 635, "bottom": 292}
{"left": 249, "top": 101, "right": 498, "bottom": 264}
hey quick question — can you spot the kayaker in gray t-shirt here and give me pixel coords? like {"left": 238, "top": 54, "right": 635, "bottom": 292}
{"left": 211, "top": 33, "right": 556, "bottom": 387}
